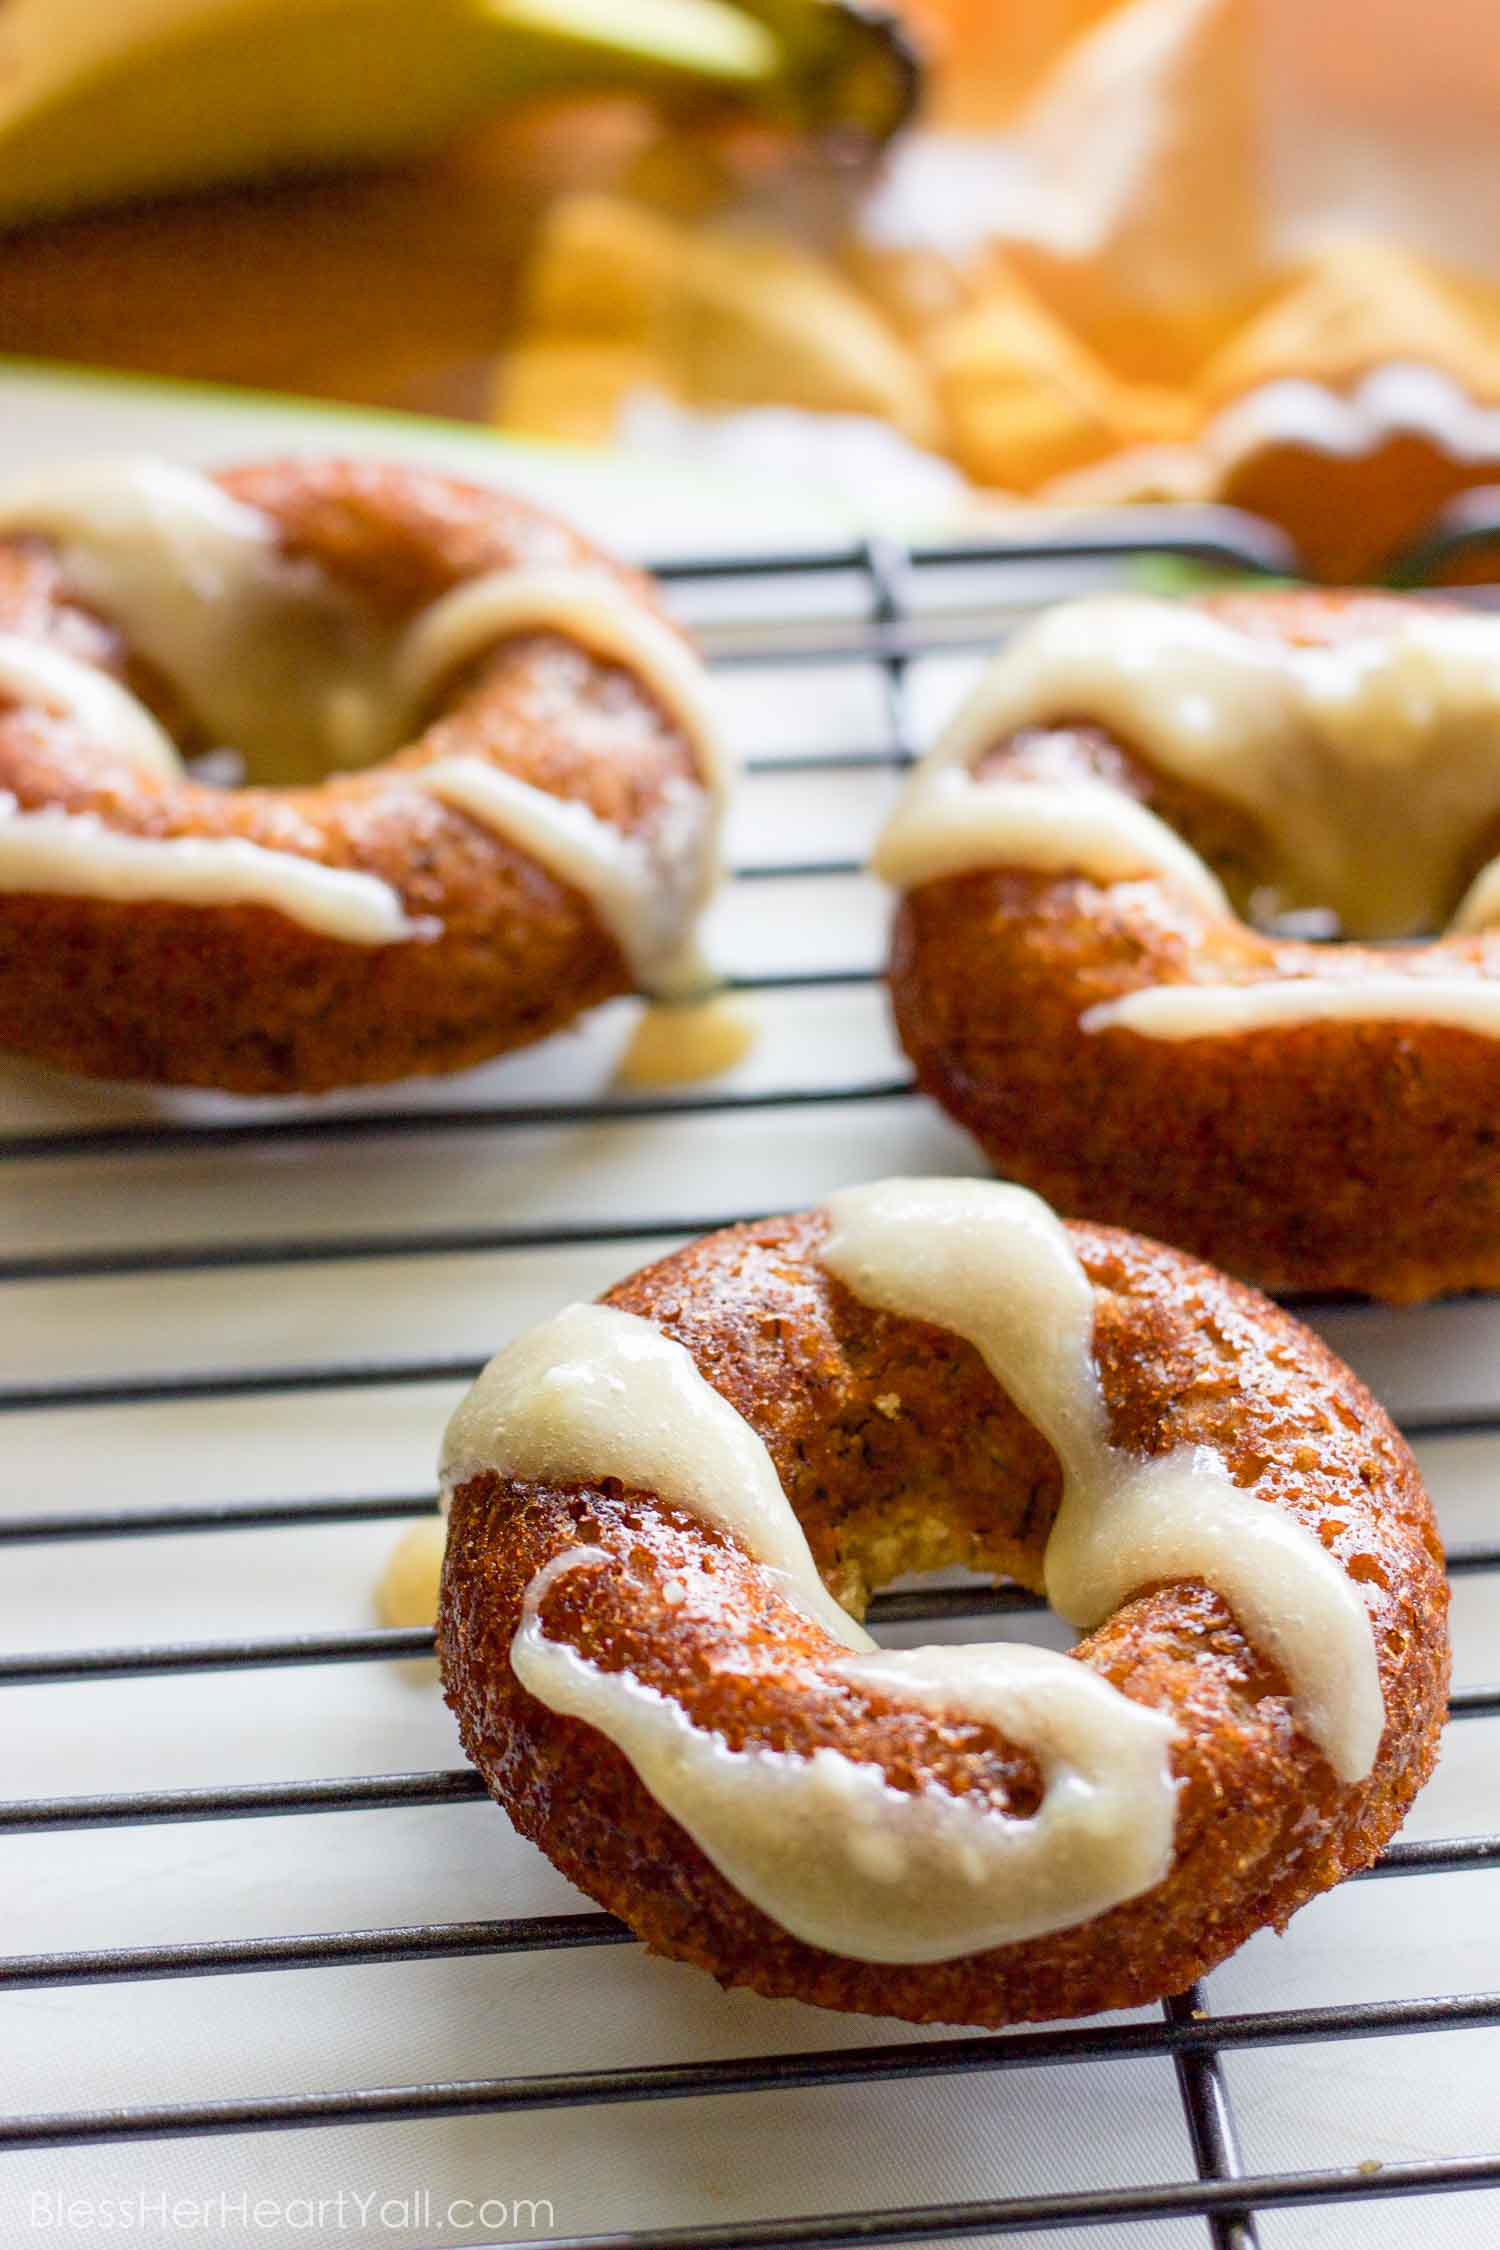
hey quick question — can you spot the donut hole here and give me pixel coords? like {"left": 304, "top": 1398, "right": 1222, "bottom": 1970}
{"left": 108, "top": 580, "right": 402, "bottom": 792}
{"left": 10, "top": 467, "right": 413, "bottom": 789}
{"left": 1161, "top": 598, "right": 1500, "bottom": 944}
{"left": 792, "top": 1388, "right": 1063, "bottom": 1637}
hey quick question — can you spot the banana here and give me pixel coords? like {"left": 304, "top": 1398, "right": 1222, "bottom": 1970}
{"left": 0, "top": 0, "right": 921, "bottom": 228}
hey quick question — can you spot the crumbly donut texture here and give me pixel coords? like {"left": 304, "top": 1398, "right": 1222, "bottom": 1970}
{"left": 441, "top": 1209, "right": 1447, "bottom": 2027}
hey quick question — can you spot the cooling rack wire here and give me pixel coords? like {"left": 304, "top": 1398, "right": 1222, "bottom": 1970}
{"left": 6, "top": 493, "right": 1500, "bottom": 2250}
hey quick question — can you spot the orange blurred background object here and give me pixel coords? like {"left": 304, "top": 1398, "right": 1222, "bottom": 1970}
{"left": 4, "top": 0, "right": 1500, "bottom": 577}
{"left": 912, "top": 0, "right": 1123, "bottom": 124}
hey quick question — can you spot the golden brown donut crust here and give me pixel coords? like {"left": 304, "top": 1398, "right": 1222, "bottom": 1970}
{"left": 889, "top": 589, "right": 1500, "bottom": 1302}
{"left": 0, "top": 458, "right": 701, "bottom": 1092}
{"left": 440, "top": 1210, "right": 1448, "bottom": 2028}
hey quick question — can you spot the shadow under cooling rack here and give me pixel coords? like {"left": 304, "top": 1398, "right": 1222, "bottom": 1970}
{"left": 5, "top": 498, "right": 1500, "bottom": 2250}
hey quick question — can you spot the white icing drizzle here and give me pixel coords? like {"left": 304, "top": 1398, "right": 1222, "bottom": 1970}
{"left": 0, "top": 460, "right": 728, "bottom": 975}
{"left": 874, "top": 594, "right": 1500, "bottom": 945}
{"left": 440, "top": 1300, "right": 866, "bottom": 1653}
{"left": 443, "top": 1178, "right": 1383, "bottom": 1963}
{"left": 872, "top": 765, "right": 1228, "bottom": 919}
{"left": 396, "top": 566, "right": 726, "bottom": 796}
{"left": 514, "top": 1552, "right": 1178, "bottom": 1964}
{"left": 1083, "top": 975, "right": 1500, "bottom": 1042}
{"left": 420, "top": 758, "right": 713, "bottom": 997}
{"left": 447, "top": 1301, "right": 1177, "bottom": 1961}
{"left": 0, "top": 632, "right": 180, "bottom": 778}
{"left": 401, "top": 566, "right": 728, "bottom": 996}
{"left": 820, "top": 1179, "right": 1383, "bottom": 1789}
{"left": 0, "top": 793, "right": 418, "bottom": 945}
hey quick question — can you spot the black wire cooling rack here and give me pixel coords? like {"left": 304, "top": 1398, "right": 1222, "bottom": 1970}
{"left": 5, "top": 494, "right": 1500, "bottom": 2250}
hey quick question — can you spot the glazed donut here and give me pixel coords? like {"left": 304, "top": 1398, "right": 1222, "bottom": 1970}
{"left": 0, "top": 455, "right": 726, "bottom": 1092}
{"left": 439, "top": 1176, "right": 1447, "bottom": 2027}
{"left": 879, "top": 589, "right": 1500, "bottom": 1301}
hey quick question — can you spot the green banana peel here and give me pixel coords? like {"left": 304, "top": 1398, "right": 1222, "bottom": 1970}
{"left": 0, "top": 0, "right": 923, "bottom": 229}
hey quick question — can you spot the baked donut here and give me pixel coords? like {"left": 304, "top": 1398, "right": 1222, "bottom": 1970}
{"left": 879, "top": 589, "right": 1500, "bottom": 1301}
{"left": 0, "top": 455, "right": 726, "bottom": 1092}
{"left": 439, "top": 1176, "right": 1447, "bottom": 2027}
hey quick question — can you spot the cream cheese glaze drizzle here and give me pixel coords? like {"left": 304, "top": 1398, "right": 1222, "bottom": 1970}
{"left": 441, "top": 1299, "right": 866, "bottom": 1653}
{"left": 820, "top": 1179, "right": 1383, "bottom": 1786}
{"left": 441, "top": 1177, "right": 1383, "bottom": 1965}
{"left": 1083, "top": 976, "right": 1500, "bottom": 1041}
{"left": 874, "top": 591, "right": 1500, "bottom": 1044}
{"left": 403, "top": 565, "right": 728, "bottom": 993}
{"left": 0, "top": 632, "right": 180, "bottom": 778}
{"left": 873, "top": 767, "right": 1229, "bottom": 919}
{"left": 874, "top": 592, "right": 1500, "bottom": 947}
{"left": 396, "top": 565, "right": 724, "bottom": 790}
{"left": 513, "top": 1556, "right": 1180, "bottom": 1964}
{"left": 419, "top": 756, "right": 713, "bottom": 996}
{"left": 0, "top": 459, "right": 726, "bottom": 982}
{"left": 0, "top": 792, "right": 419, "bottom": 944}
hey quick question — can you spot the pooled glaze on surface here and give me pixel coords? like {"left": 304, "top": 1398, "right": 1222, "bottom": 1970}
{"left": 614, "top": 990, "right": 758, "bottom": 1088}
